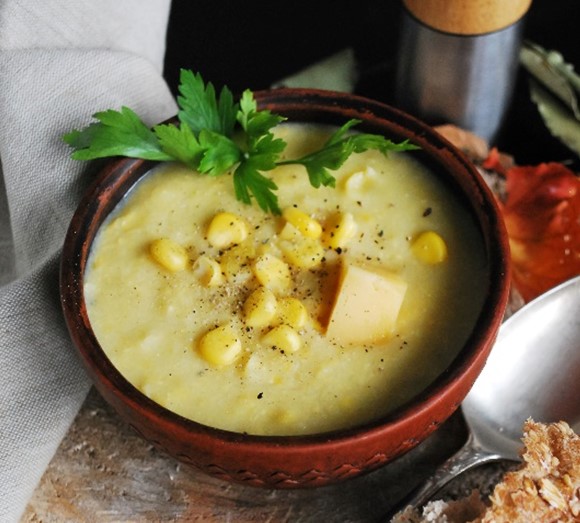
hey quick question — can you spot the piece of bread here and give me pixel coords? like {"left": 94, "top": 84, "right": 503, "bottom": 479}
{"left": 392, "top": 419, "right": 580, "bottom": 522}
{"left": 476, "top": 419, "right": 580, "bottom": 522}
{"left": 392, "top": 490, "right": 487, "bottom": 522}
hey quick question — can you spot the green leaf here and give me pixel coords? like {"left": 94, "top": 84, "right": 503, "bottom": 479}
{"left": 350, "top": 135, "right": 420, "bottom": 155}
{"left": 197, "top": 130, "right": 242, "bottom": 176}
{"left": 229, "top": 123, "right": 286, "bottom": 214}
{"left": 246, "top": 111, "right": 286, "bottom": 146}
{"left": 237, "top": 90, "right": 286, "bottom": 142}
{"left": 326, "top": 120, "right": 420, "bottom": 155}
{"left": 153, "top": 123, "right": 203, "bottom": 169}
{"left": 217, "top": 86, "right": 237, "bottom": 137}
{"left": 520, "top": 41, "right": 580, "bottom": 121}
{"left": 529, "top": 80, "right": 580, "bottom": 156}
{"left": 326, "top": 119, "right": 361, "bottom": 145}
{"left": 234, "top": 159, "right": 280, "bottom": 214}
{"left": 279, "top": 120, "right": 419, "bottom": 188}
{"left": 62, "top": 70, "right": 420, "bottom": 215}
{"left": 177, "top": 70, "right": 237, "bottom": 136}
{"left": 251, "top": 133, "right": 287, "bottom": 167}
{"left": 236, "top": 90, "right": 258, "bottom": 131}
{"left": 63, "top": 107, "right": 172, "bottom": 161}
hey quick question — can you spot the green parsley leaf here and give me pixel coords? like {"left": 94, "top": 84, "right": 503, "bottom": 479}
{"left": 197, "top": 130, "right": 241, "bottom": 176}
{"left": 326, "top": 119, "right": 361, "bottom": 145}
{"left": 153, "top": 123, "right": 202, "bottom": 169}
{"left": 280, "top": 120, "right": 421, "bottom": 189}
{"left": 236, "top": 89, "right": 258, "bottom": 130}
{"left": 234, "top": 158, "right": 279, "bottom": 214}
{"left": 231, "top": 111, "right": 287, "bottom": 213}
{"left": 63, "top": 107, "right": 172, "bottom": 161}
{"left": 237, "top": 90, "right": 286, "bottom": 143}
{"left": 63, "top": 70, "right": 420, "bottom": 214}
{"left": 249, "top": 132, "right": 288, "bottom": 169}
{"left": 177, "top": 69, "right": 237, "bottom": 136}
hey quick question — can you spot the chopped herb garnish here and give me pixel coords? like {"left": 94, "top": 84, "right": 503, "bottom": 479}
{"left": 63, "top": 70, "right": 419, "bottom": 214}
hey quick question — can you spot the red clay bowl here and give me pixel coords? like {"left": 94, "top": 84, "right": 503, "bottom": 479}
{"left": 60, "top": 88, "right": 511, "bottom": 488}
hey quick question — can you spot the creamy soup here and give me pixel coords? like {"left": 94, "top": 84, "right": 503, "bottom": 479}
{"left": 85, "top": 123, "right": 488, "bottom": 436}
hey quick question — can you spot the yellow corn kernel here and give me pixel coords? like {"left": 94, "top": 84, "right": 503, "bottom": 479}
{"left": 278, "top": 237, "right": 324, "bottom": 269}
{"left": 198, "top": 324, "right": 242, "bottom": 367}
{"left": 278, "top": 222, "right": 301, "bottom": 241}
{"left": 192, "top": 255, "right": 224, "bottom": 286}
{"left": 276, "top": 297, "right": 308, "bottom": 329}
{"left": 149, "top": 238, "right": 188, "bottom": 272}
{"left": 207, "top": 212, "right": 249, "bottom": 248}
{"left": 243, "top": 287, "right": 278, "bottom": 328}
{"left": 252, "top": 253, "right": 291, "bottom": 294}
{"left": 256, "top": 241, "right": 282, "bottom": 258}
{"left": 322, "top": 212, "right": 358, "bottom": 250}
{"left": 342, "top": 166, "right": 377, "bottom": 193}
{"left": 282, "top": 207, "right": 322, "bottom": 239}
{"left": 219, "top": 242, "right": 256, "bottom": 283}
{"left": 411, "top": 231, "right": 448, "bottom": 264}
{"left": 262, "top": 325, "right": 302, "bottom": 353}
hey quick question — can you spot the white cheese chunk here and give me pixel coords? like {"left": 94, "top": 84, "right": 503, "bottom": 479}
{"left": 326, "top": 263, "right": 407, "bottom": 346}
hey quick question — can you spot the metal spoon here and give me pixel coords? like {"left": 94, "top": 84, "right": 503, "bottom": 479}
{"left": 389, "top": 275, "right": 580, "bottom": 516}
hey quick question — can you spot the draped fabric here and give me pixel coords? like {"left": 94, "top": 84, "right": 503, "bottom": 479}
{"left": 0, "top": 2, "right": 176, "bottom": 520}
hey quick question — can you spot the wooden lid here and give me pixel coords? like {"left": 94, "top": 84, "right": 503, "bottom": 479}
{"left": 403, "top": 0, "right": 532, "bottom": 35}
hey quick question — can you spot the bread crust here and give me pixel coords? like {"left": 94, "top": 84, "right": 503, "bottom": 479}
{"left": 474, "top": 420, "right": 580, "bottom": 522}
{"left": 392, "top": 420, "right": 580, "bottom": 523}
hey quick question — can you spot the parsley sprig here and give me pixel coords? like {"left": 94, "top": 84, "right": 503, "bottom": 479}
{"left": 63, "top": 70, "right": 419, "bottom": 214}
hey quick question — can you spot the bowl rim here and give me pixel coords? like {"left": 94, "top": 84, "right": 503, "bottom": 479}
{"left": 60, "top": 87, "right": 511, "bottom": 450}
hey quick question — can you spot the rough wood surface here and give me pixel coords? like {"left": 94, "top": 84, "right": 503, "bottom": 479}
{"left": 20, "top": 386, "right": 512, "bottom": 523}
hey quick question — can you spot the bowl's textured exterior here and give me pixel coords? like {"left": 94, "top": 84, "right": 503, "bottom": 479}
{"left": 60, "top": 88, "right": 511, "bottom": 488}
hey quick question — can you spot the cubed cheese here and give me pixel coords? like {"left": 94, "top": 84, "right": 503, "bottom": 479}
{"left": 326, "top": 263, "right": 407, "bottom": 345}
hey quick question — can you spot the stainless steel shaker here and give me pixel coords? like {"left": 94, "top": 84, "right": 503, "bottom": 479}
{"left": 395, "top": 0, "right": 532, "bottom": 143}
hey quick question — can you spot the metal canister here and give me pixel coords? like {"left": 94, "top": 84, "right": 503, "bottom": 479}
{"left": 395, "top": 0, "right": 532, "bottom": 142}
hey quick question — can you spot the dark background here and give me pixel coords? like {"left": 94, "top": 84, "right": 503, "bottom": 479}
{"left": 163, "top": 0, "right": 580, "bottom": 168}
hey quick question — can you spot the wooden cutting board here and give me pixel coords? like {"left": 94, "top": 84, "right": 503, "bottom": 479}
{"left": 21, "top": 386, "right": 515, "bottom": 522}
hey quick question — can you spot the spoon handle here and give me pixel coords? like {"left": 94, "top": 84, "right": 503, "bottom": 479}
{"left": 383, "top": 432, "right": 501, "bottom": 520}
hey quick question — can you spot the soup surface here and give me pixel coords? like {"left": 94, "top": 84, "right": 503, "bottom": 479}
{"left": 85, "top": 123, "right": 488, "bottom": 435}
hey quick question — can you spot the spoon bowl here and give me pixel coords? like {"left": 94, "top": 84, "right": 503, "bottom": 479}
{"left": 392, "top": 275, "right": 580, "bottom": 512}
{"left": 463, "top": 275, "right": 580, "bottom": 459}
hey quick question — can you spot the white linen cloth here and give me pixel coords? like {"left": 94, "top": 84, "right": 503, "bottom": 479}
{"left": 0, "top": 2, "right": 177, "bottom": 521}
